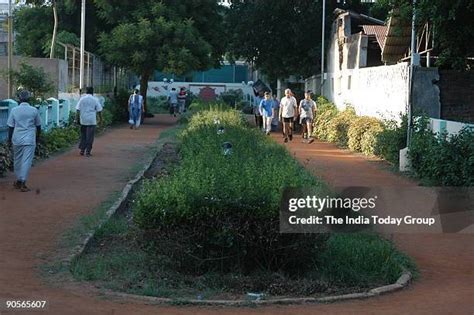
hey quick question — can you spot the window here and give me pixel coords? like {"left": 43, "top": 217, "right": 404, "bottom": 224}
{"left": 347, "top": 75, "right": 352, "bottom": 90}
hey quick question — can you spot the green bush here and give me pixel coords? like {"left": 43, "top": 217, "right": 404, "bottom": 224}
{"left": 0, "top": 143, "right": 13, "bottom": 176}
{"left": 106, "top": 91, "right": 129, "bottom": 123}
{"left": 35, "top": 124, "right": 80, "bottom": 158}
{"left": 360, "top": 123, "right": 385, "bottom": 156}
{"left": 146, "top": 96, "right": 169, "bottom": 114}
{"left": 327, "top": 107, "right": 356, "bottom": 146}
{"left": 374, "top": 117, "right": 407, "bottom": 165}
{"left": 218, "top": 89, "right": 243, "bottom": 107}
{"left": 348, "top": 116, "right": 383, "bottom": 153}
{"left": 133, "top": 108, "right": 329, "bottom": 274}
{"left": 313, "top": 99, "right": 338, "bottom": 141}
{"left": 408, "top": 117, "right": 473, "bottom": 186}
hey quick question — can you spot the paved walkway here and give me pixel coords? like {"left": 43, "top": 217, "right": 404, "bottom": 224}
{"left": 0, "top": 117, "right": 472, "bottom": 314}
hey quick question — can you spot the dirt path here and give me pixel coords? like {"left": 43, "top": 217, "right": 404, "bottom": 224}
{"left": 0, "top": 118, "right": 472, "bottom": 314}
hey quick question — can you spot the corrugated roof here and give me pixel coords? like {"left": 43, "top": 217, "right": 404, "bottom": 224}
{"left": 381, "top": 10, "right": 412, "bottom": 63}
{"left": 362, "top": 25, "right": 388, "bottom": 49}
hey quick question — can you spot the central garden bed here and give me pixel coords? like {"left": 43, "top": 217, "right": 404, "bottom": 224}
{"left": 71, "top": 106, "right": 415, "bottom": 302}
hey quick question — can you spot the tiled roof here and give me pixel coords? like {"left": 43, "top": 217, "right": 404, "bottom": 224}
{"left": 362, "top": 25, "right": 388, "bottom": 49}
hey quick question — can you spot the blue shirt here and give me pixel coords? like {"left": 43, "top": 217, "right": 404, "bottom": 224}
{"left": 259, "top": 99, "right": 274, "bottom": 117}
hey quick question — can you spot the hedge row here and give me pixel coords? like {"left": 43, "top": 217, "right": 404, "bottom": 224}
{"left": 312, "top": 97, "right": 473, "bottom": 186}
{"left": 313, "top": 97, "right": 406, "bottom": 164}
{"left": 133, "top": 107, "right": 330, "bottom": 274}
{"left": 408, "top": 117, "right": 473, "bottom": 186}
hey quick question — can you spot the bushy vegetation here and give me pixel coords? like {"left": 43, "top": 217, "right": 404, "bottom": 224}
{"left": 348, "top": 116, "right": 383, "bottom": 153}
{"left": 408, "top": 117, "right": 474, "bottom": 186}
{"left": 312, "top": 97, "right": 472, "bottom": 186}
{"left": 146, "top": 96, "right": 169, "bottom": 114}
{"left": 327, "top": 106, "right": 356, "bottom": 147}
{"left": 373, "top": 117, "right": 408, "bottom": 165}
{"left": 133, "top": 108, "right": 329, "bottom": 274}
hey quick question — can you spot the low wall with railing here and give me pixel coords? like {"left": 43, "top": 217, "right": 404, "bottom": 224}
{"left": 0, "top": 95, "right": 106, "bottom": 142}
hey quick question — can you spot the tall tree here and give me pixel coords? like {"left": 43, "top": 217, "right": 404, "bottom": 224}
{"left": 95, "top": 0, "right": 226, "bottom": 110}
{"left": 19, "top": 0, "right": 76, "bottom": 58}
{"left": 226, "top": 0, "right": 330, "bottom": 82}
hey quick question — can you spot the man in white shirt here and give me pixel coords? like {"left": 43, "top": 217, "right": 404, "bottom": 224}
{"left": 7, "top": 90, "right": 42, "bottom": 192}
{"left": 279, "top": 88, "right": 297, "bottom": 143}
{"left": 76, "top": 87, "right": 103, "bottom": 157}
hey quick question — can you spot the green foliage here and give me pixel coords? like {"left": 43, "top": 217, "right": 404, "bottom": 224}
{"left": 133, "top": 108, "right": 329, "bottom": 273}
{"left": 0, "top": 143, "right": 14, "bottom": 177}
{"left": 218, "top": 89, "right": 244, "bottom": 107}
{"left": 227, "top": 1, "right": 326, "bottom": 80}
{"left": 42, "top": 30, "right": 80, "bottom": 57}
{"left": 35, "top": 124, "right": 80, "bottom": 158}
{"left": 348, "top": 116, "right": 383, "bottom": 153}
{"left": 13, "top": 5, "right": 52, "bottom": 57}
{"left": 408, "top": 117, "right": 474, "bottom": 186}
{"left": 327, "top": 107, "right": 357, "bottom": 147}
{"left": 313, "top": 98, "right": 338, "bottom": 141}
{"left": 374, "top": 116, "right": 407, "bottom": 166}
{"left": 318, "top": 233, "right": 416, "bottom": 286}
{"left": 146, "top": 96, "right": 169, "bottom": 114}
{"left": 3, "top": 62, "right": 54, "bottom": 100}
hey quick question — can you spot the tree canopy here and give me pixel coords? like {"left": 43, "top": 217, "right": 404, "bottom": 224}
{"left": 95, "top": 0, "right": 226, "bottom": 107}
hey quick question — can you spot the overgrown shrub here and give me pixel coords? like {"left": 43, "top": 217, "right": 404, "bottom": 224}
{"left": 133, "top": 108, "right": 329, "bottom": 274}
{"left": 106, "top": 91, "right": 129, "bottom": 123}
{"left": 313, "top": 99, "right": 338, "bottom": 141}
{"left": 348, "top": 116, "right": 383, "bottom": 153}
{"left": 35, "top": 124, "right": 80, "bottom": 158}
{"left": 360, "top": 123, "right": 385, "bottom": 156}
{"left": 0, "top": 143, "right": 13, "bottom": 176}
{"left": 408, "top": 117, "right": 473, "bottom": 186}
{"left": 146, "top": 96, "right": 169, "bottom": 114}
{"left": 218, "top": 89, "right": 243, "bottom": 107}
{"left": 327, "top": 107, "right": 356, "bottom": 146}
{"left": 374, "top": 116, "right": 407, "bottom": 165}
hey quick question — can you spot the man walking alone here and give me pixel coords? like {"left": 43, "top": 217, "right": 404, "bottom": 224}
{"left": 76, "top": 87, "right": 103, "bottom": 157}
{"left": 7, "top": 90, "right": 42, "bottom": 192}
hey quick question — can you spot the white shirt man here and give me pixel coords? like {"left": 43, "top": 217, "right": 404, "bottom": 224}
{"left": 279, "top": 89, "right": 297, "bottom": 142}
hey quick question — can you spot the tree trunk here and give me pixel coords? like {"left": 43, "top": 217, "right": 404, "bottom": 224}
{"left": 49, "top": 0, "right": 58, "bottom": 59}
{"left": 139, "top": 70, "right": 151, "bottom": 117}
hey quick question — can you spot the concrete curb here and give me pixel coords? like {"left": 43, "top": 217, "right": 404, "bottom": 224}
{"left": 66, "top": 141, "right": 413, "bottom": 306}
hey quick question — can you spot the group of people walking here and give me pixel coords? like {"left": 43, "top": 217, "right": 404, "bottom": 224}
{"left": 255, "top": 88, "right": 317, "bottom": 143}
{"left": 6, "top": 87, "right": 103, "bottom": 192}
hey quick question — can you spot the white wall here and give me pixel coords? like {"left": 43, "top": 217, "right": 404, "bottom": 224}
{"left": 138, "top": 81, "right": 254, "bottom": 99}
{"left": 319, "top": 13, "right": 410, "bottom": 122}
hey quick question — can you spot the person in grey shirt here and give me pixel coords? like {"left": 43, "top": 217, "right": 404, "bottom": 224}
{"left": 75, "top": 87, "right": 103, "bottom": 157}
{"left": 7, "top": 90, "right": 42, "bottom": 192}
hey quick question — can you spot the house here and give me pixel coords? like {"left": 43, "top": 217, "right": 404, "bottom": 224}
{"left": 306, "top": 8, "right": 440, "bottom": 122}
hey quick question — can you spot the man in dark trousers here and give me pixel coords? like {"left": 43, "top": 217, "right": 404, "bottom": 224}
{"left": 7, "top": 90, "right": 42, "bottom": 192}
{"left": 76, "top": 87, "right": 103, "bottom": 157}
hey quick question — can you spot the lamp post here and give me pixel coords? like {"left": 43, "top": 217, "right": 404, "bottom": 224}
{"left": 79, "top": 0, "right": 86, "bottom": 92}
{"left": 7, "top": 0, "right": 13, "bottom": 99}
{"left": 320, "top": 0, "right": 326, "bottom": 96}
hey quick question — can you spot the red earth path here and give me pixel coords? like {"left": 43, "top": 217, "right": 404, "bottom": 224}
{"left": 0, "top": 116, "right": 472, "bottom": 314}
